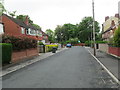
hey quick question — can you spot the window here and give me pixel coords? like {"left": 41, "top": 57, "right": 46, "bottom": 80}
{"left": 0, "top": 23, "right": 4, "bottom": 34}
{"left": 26, "top": 28, "right": 31, "bottom": 35}
{"left": 21, "top": 27, "right": 25, "bottom": 34}
{"left": 38, "top": 31, "right": 42, "bottom": 37}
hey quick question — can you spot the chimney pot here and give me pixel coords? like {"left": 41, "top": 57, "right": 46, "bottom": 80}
{"left": 105, "top": 16, "right": 109, "bottom": 21}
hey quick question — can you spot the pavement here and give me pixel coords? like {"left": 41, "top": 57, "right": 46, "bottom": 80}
{"left": 85, "top": 47, "right": 120, "bottom": 85}
{"left": 0, "top": 47, "right": 68, "bottom": 77}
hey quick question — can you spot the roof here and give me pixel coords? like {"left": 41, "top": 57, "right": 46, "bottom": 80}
{"left": 28, "top": 24, "right": 37, "bottom": 30}
{"left": 102, "top": 26, "right": 115, "bottom": 34}
{"left": 41, "top": 31, "right": 48, "bottom": 36}
{"left": 3, "top": 14, "right": 29, "bottom": 29}
{"left": 3, "top": 14, "right": 44, "bottom": 33}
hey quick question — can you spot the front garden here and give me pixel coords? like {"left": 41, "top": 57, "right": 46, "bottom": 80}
{"left": 0, "top": 34, "right": 38, "bottom": 65}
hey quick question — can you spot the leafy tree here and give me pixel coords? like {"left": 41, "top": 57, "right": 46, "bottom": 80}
{"left": 45, "top": 29, "right": 54, "bottom": 42}
{"left": 54, "top": 25, "right": 63, "bottom": 42}
{"left": 54, "top": 17, "right": 100, "bottom": 43}
{"left": 113, "top": 26, "right": 120, "bottom": 47}
{"left": 54, "top": 23, "right": 77, "bottom": 42}
{"left": 16, "top": 15, "right": 33, "bottom": 24}
{"left": 8, "top": 11, "right": 17, "bottom": 18}
{"left": 77, "top": 17, "right": 100, "bottom": 43}
{"left": 0, "top": 3, "right": 6, "bottom": 15}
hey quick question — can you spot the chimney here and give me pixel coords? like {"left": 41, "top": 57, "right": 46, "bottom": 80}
{"left": 111, "top": 20, "right": 115, "bottom": 27}
{"left": 115, "top": 14, "right": 119, "bottom": 18}
{"left": 24, "top": 15, "right": 29, "bottom": 25}
{"left": 105, "top": 16, "right": 109, "bottom": 21}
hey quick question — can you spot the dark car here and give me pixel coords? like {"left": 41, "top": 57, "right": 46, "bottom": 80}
{"left": 66, "top": 43, "right": 72, "bottom": 48}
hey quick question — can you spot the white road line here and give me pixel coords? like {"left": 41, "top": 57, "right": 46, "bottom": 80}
{"left": 88, "top": 49, "right": 120, "bottom": 85}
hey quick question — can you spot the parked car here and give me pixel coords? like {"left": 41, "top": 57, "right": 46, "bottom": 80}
{"left": 66, "top": 43, "right": 72, "bottom": 48}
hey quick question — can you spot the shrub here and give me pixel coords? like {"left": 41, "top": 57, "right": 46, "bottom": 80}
{"left": 2, "top": 34, "right": 37, "bottom": 51}
{"left": 0, "top": 43, "right": 12, "bottom": 64}
{"left": 38, "top": 41, "right": 44, "bottom": 45}
{"left": 45, "top": 44, "right": 58, "bottom": 52}
{"left": 85, "top": 40, "right": 108, "bottom": 46}
{"left": 113, "top": 26, "right": 120, "bottom": 47}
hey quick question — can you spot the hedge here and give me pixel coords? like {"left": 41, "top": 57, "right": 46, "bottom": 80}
{"left": 45, "top": 45, "right": 58, "bottom": 52}
{"left": 85, "top": 41, "right": 108, "bottom": 46}
{"left": 38, "top": 41, "right": 44, "bottom": 45}
{"left": 113, "top": 26, "right": 120, "bottom": 47}
{"left": 1, "top": 34, "right": 37, "bottom": 51}
{"left": 0, "top": 43, "right": 12, "bottom": 64}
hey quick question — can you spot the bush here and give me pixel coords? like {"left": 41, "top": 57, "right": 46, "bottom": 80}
{"left": 85, "top": 40, "right": 108, "bottom": 46}
{"left": 2, "top": 34, "right": 37, "bottom": 51}
{"left": 65, "top": 38, "right": 79, "bottom": 45}
{"left": 113, "top": 26, "right": 120, "bottom": 47}
{"left": 45, "top": 44, "right": 58, "bottom": 52}
{"left": 38, "top": 41, "right": 44, "bottom": 45}
{"left": 0, "top": 43, "right": 12, "bottom": 64}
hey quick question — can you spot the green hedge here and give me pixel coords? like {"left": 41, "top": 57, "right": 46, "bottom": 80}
{"left": 45, "top": 45, "right": 58, "bottom": 52}
{"left": 85, "top": 41, "right": 108, "bottom": 46}
{"left": 2, "top": 35, "right": 37, "bottom": 51}
{"left": 0, "top": 43, "right": 12, "bottom": 64}
{"left": 38, "top": 41, "right": 44, "bottom": 45}
{"left": 113, "top": 26, "right": 120, "bottom": 47}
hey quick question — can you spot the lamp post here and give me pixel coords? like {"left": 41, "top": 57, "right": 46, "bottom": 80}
{"left": 92, "top": 0, "right": 96, "bottom": 56}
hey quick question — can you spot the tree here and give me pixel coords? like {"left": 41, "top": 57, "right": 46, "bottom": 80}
{"left": 8, "top": 11, "right": 17, "bottom": 18}
{"left": 54, "top": 23, "right": 77, "bottom": 42}
{"left": 16, "top": 15, "right": 33, "bottom": 24}
{"left": 54, "top": 25, "right": 63, "bottom": 42}
{"left": 0, "top": 2, "right": 6, "bottom": 15}
{"left": 54, "top": 17, "right": 100, "bottom": 43}
{"left": 113, "top": 26, "right": 120, "bottom": 47}
{"left": 45, "top": 29, "right": 54, "bottom": 42}
{"left": 77, "top": 17, "right": 100, "bottom": 43}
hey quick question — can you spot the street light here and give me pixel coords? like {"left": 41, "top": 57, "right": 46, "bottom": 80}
{"left": 92, "top": 0, "right": 96, "bottom": 56}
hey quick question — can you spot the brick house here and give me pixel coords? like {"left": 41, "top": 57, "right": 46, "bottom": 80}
{"left": 1, "top": 14, "right": 48, "bottom": 42}
{"left": 1, "top": 14, "right": 49, "bottom": 62}
{"left": 102, "top": 14, "right": 119, "bottom": 41}
{"left": 41, "top": 31, "right": 49, "bottom": 44}
{"left": 2, "top": 14, "right": 29, "bottom": 36}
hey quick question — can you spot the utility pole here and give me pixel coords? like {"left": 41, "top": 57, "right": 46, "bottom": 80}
{"left": 92, "top": 0, "right": 96, "bottom": 56}
{"left": 118, "top": 1, "right": 120, "bottom": 25}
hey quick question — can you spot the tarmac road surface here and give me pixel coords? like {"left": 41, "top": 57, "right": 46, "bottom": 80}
{"left": 2, "top": 46, "right": 119, "bottom": 88}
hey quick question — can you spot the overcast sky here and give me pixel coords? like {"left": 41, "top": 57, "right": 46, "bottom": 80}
{"left": 4, "top": 0, "right": 120, "bottom": 31}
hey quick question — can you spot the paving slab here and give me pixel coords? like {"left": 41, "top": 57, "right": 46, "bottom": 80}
{"left": 86, "top": 47, "right": 119, "bottom": 80}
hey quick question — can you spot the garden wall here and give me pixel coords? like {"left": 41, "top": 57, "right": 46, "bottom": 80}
{"left": 99, "top": 44, "right": 108, "bottom": 53}
{"left": 108, "top": 46, "right": 120, "bottom": 57}
{"left": 12, "top": 48, "right": 39, "bottom": 63}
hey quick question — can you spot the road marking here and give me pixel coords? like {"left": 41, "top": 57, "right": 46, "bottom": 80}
{"left": 101, "top": 78, "right": 106, "bottom": 84}
{"left": 87, "top": 49, "right": 120, "bottom": 85}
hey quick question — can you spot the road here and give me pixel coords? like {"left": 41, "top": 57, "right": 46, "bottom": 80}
{"left": 2, "top": 46, "right": 118, "bottom": 88}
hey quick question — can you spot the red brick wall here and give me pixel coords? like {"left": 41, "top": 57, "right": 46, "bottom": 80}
{"left": 74, "top": 43, "right": 85, "bottom": 46}
{"left": 2, "top": 15, "right": 22, "bottom": 36}
{"left": 109, "top": 46, "right": 120, "bottom": 57}
{"left": 12, "top": 48, "right": 39, "bottom": 63}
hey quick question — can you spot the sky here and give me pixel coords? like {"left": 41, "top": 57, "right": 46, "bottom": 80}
{"left": 3, "top": 0, "right": 120, "bottom": 31}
